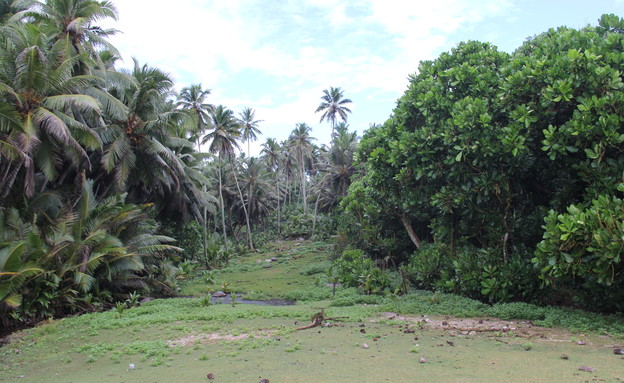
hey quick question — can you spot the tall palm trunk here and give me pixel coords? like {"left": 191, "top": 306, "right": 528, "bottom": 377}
{"left": 231, "top": 160, "right": 254, "bottom": 250}
{"left": 312, "top": 192, "right": 321, "bottom": 236}
{"left": 217, "top": 155, "right": 228, "bottom": 253}
{"left": 276, "top": 172, "right": 281, "bottom": 234}
{"left": 202, "top": 184, "right": 208, "bottom": 266}
{"left": 300, "top": 151, "right": 307, "bottom": 213}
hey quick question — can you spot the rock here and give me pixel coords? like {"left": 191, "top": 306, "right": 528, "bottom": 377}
{"left": 404, "top": 328, "right": 415, "bottom": 334}
{"left": 446, "top": 341, "right": 455, "bottom": 346}
{"left": 128, "top": 363, "right": 135, "bottom": 370}
{"left": 259, "top": 379, "right": 270, "bottom": 383}
{"left": 560, "top": 354, "right": 569, "bottom": 360}
{"left": 614, "top": 348, "right": 624, "bottom": 355}
{"left": 270, "top": 257, "right": 278, "bottom": 262}
{"left": 207, "top": 373, "right": 215, "bottom": 380}
{"left": 263, "top": 264, "right": 273, "bottom": 268}
{"left": 360, "top": 328, "right": 366, "bottom": 333}
{"left": 419, "top": 357, "right": 426, "bottom": 363}
{"left": 578, "top": 366, "right": 595, "bottom": 372}
{"left": 17, "top": 376, "right": 25, "bottom": 379}
{"left": 362, "top": 343, "right": 369, "bottom": 349}
{"left": 139, "top": 297, "right": 152, "bottom": 304}
{"left": 212, "top": 291, "right": 227, "bottom": 297}
{"left": 577, "top": 340, "right": 586, "bottom": 345}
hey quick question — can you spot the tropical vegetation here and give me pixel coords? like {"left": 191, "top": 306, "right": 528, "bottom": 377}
{"left": 1, "top": 0, "right": 623, "bottom": 335}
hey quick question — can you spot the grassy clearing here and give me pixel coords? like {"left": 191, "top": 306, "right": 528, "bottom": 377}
{"left": 2, "top": 239, "right": 624, "bottom": 382}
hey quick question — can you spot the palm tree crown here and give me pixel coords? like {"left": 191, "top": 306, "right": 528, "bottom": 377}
{"left": 238, "top": 107, "right": 262, "bottom": 157}
{"left": 315, "top": 86, "right": 352, "bottom": 133}
{"left": 177, "top": 84, "right": 214, "bottom": 151}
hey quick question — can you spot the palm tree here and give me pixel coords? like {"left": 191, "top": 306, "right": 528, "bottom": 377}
{"left": 288, "top": 123, "right": 315, "bottom": 213}
{"left": 315, "top": 86, "right": 352, "bottom": 135}
{"left": 12, "top": 0, "right": 119, "bottom": 65}
{"left": 261, "top": 137, "right": 282, "bottom": 232}
{"left": 93, "top": 59, "right": 187, "bottom": 202}
{"left": 0, "top": 22, "right": 103, "bottom": 202}
{"left": 238, "top": 107, "right": 262, "bottom": 157}
{"left": 239, "top": 157, "right": 273, "bottom": 226}
{"left": 203, "top": 105, "right": 253, "bottom": 250}
{"left": 177, "top": 84, "right": 214, "bottom": 151}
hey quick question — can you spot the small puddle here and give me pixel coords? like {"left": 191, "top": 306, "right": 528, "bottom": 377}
{"left": 210, "top": 293, "right": 295, "bottom": 306}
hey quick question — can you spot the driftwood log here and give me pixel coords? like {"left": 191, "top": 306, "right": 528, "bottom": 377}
{"left": 296, "top": 311, "right": 349, "bottom": 331}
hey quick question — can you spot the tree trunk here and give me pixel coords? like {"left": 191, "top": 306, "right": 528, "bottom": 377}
{"left": 399, "top": 212, "right": 421, "bottom": 249}
{"left": 217, "top": 156, "right": 228, "bottom": 253}
{"left": 312, "top": 192, "right": 321, "bottom": 237}
{"left": 300, "top": 152, "right": 307, "bottom": 213}
{"left": 231, "top": 160, "right": 254, "bottom": 250}
{"left": 202, "top": 185, "right": 209, "bottom": 268}
{"left": 276, "top": 172, "right": 281, "bottom": 234}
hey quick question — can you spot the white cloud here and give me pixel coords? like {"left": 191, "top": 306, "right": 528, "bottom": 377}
{"left": 102, "top": 0, "right": 517, "bottom": 151}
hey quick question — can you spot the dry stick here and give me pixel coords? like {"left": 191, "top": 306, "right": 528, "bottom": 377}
{"left": 447, "top": 326, "right": 509, "bottom": 333}
{"left": 296, "top": 312, "right": 349, "bottom": 331}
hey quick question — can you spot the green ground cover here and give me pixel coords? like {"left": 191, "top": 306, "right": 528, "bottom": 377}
{"left": 1, "top": 240, "right": 623, "bottom": 383}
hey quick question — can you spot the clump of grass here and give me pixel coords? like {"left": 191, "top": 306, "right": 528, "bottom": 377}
{"left": 299, "top": 261, "right": 332, "bottom": 276}
{"left": 283, "top": 287, "right": 333, "bottom": 301}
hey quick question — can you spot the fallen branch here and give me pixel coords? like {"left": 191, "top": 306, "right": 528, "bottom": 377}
{"left": 296, "top": 311, "right": 349, "bottom": 331}
{"left": 448, "top": 327, "right": 509, "bottom": 333}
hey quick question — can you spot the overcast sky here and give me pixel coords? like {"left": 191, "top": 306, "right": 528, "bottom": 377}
{"left": 102, "top": 0, "right": 624, "bottom": 156}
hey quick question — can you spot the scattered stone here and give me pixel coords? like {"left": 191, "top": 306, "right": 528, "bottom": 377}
{"left": 362, "top": 343, "right": 369, "bottom": 349}
{"left": 212, "top": 291, "right": 227, "bottom": 298}
{"left": 270, "top": 257, "right": 278, "bottom": 262}
{"left": 403, "top": 328, "right": 415, "bottom": 334}
{"left": 360, "top": 329, "right": 366, "bottom": 333}
{"left": 613, "top": 348, "right": 624, "bottom": 355}
{"left": 577, "top": 340, "right": 586, "bottom": 345}
{"left": 274, "top": 337, "right": 280, "bottom": 341}
{"left": 442, "top": 321, "right": 448, "bottom": 326}
{"left": 263, "top": 264, "right": 273, "bottom": 268}
{"left": 478, "top": 320, "right": 484, "bottom": 324}
{"left": 207, "top": 373, "right": 215, "bottom": 380}
{"left": 419, "top": 357, "right": 426, "bottom": 363}
{"left": 17, "top": 376, "right": 25, "bottom": 379}
{"left": 560, "top": 354, "right": 569, "bottom": 360}
{"left": 259, "top": 379, "right": 270, "bottom": 383}
{"left": 372, "top": 337, "right": 378, "bottom": 342}
{"left": 446, "top": 341, "right": 455, "bottom": 346}
{"left": 128, "top": 363, "right": 135, "bottom": 371}
{"left": 578, "top": 366, "right": 595, "bottom": 372}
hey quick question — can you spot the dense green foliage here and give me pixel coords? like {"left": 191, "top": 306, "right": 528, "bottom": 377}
{"left": 342, "top": 14, "right": 624, "bottom": 312}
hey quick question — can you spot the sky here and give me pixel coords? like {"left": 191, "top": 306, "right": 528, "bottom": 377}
{"left": 102, "top": 0, "right": 624, "bottom": 156}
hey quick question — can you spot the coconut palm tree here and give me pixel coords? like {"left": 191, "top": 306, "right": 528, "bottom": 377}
{"left": 203, "top": 105, "right": 254, "bottom": 250}
{"left": 176, "top": 84, "right": 214, "bottom": 151}
{"left": 315, "top": 86, "right": 352, "bottom": 135}
{"left": 11, "top": 0, "right": 119, "bottom": 65}
{"left": 288, "top": 123, "right": 315, "bottom": 213}
{"left": 239, "top": 157, "right": 273, "bottom": 226}
{"left": 261, "top": 137, "right": 283, "bottom": 232}
{"left": 0, "top": 22, "right": 103, "bottom": 203}
{"left": 93, "top": 59, "right": 188, "bottom": 205}
{"left": 238, "top": 107, "right": 262, "bottom": 158}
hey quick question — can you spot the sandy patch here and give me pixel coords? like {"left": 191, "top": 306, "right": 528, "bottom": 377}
{"left": 168, "top": 331, "right": 275, "bottom": 347}
{"left": 376, "top": 312, "right": 575, "bottom": 342}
